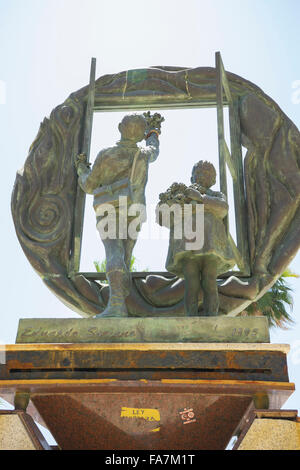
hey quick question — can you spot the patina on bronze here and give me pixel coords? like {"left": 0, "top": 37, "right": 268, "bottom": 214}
{"left": 74, "top": 112, "right": 164, "bottom": 318}
{"left": 158, "top": 161, "right": 235, "bottom": 317}
{"left": 15, "top": 316, "right": 269, "bottom": 344}
{"left": 11, "top": 53, "right": 300, "bottom": 319}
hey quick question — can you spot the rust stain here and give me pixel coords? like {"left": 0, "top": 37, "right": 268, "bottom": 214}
{"left": 6, "top": 360, "right": 35, "bottom": 369}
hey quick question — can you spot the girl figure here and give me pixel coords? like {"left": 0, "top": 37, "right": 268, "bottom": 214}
{"left": 157, "top": 160, "right": 235, "bottom": 317}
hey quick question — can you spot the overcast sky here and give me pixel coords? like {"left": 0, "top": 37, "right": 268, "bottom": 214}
{"left": 1, "top": 0, "right": 300, "bottom": 413}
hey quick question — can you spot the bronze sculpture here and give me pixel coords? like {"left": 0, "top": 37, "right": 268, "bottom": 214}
{"left": 157, "top": 161, "right": 235, "bottom": 317}
{"left": 11, "top": 59, "right": 300, "bottom": 320}
{"left": 75, "top": 112, "right": 164, "bottom": 317}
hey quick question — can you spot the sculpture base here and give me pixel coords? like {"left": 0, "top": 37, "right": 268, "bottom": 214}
{"left": 16, "top": 316, "right": 270, "bottom": 344}
{"left": 0, "top": 342, "right": 293, "bottom": 450}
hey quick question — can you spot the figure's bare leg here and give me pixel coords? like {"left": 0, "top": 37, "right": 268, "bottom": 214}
{"left": 124, "top": 237, "right": 137, "bottom": 270}
{"left": 183, "top": 260, "right": 201, "bottom": 316}
{"left": 201, "top": 258, "right": 219, "bottom": 316}
{"left": 96, "top": 238, "right": 130, "bottom": 318}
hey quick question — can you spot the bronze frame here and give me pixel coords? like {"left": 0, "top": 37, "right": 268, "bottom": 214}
{"left": 69, "top": 52, "right": 250, "bottom": 280}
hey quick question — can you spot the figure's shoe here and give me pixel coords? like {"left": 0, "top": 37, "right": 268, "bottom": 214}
{"left": 95, "top": 301, "right": 128, "bottom": 318}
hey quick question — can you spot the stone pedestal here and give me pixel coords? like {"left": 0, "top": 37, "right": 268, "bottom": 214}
{"left": 0, "top": 342, "right": 294, "bottom": 450}
{"left": 233, "top": 409, "right": 300, "bottom": 450}
{"left": 0, "top": 410, "right": 51, "bottom": 450}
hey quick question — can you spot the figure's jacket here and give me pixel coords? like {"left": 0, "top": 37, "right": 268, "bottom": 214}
{"left": 78, "top": 133, "right": 159, "bottom": 211}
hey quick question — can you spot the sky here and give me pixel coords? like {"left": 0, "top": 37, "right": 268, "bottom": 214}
{"left": 1, "top": 0, "right": 300, "bottom": 425}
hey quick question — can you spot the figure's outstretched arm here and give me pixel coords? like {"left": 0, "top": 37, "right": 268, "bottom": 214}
{"left": 143, "top": 111, "right": 164, "bottom": 163}
{"left": 145, "top": 131, "right": 160, "bottom": 162}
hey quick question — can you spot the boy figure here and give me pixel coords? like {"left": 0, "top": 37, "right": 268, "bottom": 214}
{"left": 75, "top": 112, "right": 163, "bottom": 317}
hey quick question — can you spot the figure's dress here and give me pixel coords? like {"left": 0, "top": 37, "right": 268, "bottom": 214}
{"left": 159, "top": 186, "right": 236, "bottom": 278}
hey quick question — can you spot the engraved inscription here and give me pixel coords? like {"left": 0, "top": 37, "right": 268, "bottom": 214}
{"left": 16, "top": 318, "right": 268, "bottom": 344}
{"left": 231, "top": 327, "right": 259, "bottom": 338}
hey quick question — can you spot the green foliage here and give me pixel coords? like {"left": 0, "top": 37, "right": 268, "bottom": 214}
{"left": 94, "top": 259, "right": 107, "bottom": 273}
{"left": 94, "top": 256, "right": 148, "bottom": 276}
{"left": 244, "top": 268, "right": 299, "bottom": 329}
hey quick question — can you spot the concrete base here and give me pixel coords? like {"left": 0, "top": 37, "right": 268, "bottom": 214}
{"left": 233, "top": 410, "right": 300, "bottom": 450}
{"left": 16, "top": 316, "right": 270, "bottom": 344}
{"left": 0, "top": 411, "right": 51, "bottom": 450}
